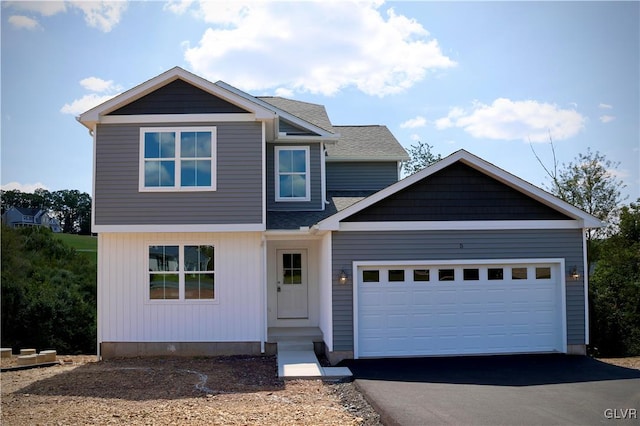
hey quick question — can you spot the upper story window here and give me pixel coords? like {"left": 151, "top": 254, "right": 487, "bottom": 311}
{"left": 140, "top": 127, "right": 216, "bottom": 192}
{"left": 275, "top": 146, "right": 310, "bottom": 201}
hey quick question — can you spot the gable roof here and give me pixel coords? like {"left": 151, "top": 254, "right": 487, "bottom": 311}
{"left": 78, "top": 67, "right": 276, "bottom": 130}
{"left": 326, "top": 125, "right": 409, "bottom": 162}
{"left": 317, "top": 149, "right": 603, "bottom": 230}
{"left": 258, "top": 97, "right": 335, "bottom": 134}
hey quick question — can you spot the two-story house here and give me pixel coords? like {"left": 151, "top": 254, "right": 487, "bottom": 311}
{"left": 2, "top": 207, "right": 62, "bottom": 233}
{"left": 79, "top": 67, "right": 600, "bottom": 363}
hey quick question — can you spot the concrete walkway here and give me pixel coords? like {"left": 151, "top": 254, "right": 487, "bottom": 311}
{"left": 277, "top": 340, "right": 352, "bottom": 379}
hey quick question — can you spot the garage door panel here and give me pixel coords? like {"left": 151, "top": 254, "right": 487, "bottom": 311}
{"left": 357, "top": 261, "right": 564, "bottom": 357}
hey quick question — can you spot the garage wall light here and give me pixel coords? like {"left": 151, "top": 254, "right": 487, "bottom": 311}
{"left": 339, "top": 270, "right": 348, "bottom": 285}
{"left": 569, "top": 266, "right": 581, "bottom": 281}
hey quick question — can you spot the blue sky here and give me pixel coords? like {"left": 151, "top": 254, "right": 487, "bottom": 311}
{"left": 2, "top": 1, "right": 638, "bottom": 203}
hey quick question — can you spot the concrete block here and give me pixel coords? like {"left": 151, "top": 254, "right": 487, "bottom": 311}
{"left": 38, "top": 350, "right": 57, "bottom": 363}
{"left": 1, "top": 348, "right": 12, "bottom": 358}
{"left": 20, "top": 348, "right": 36, "bottom": 356}
{"left": 17, "top": 354, "right": 37, "bottom": 366}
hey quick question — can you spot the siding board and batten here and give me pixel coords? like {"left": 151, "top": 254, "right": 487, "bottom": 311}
{"left": 98, "top": 232, "right": 263, "bottom": 343}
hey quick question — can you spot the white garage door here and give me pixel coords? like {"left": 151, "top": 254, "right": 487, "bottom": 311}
{"left": 356, "top": 260, "right": 565, "bottom": 358}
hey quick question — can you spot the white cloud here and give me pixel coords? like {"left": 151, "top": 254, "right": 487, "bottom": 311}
{"left": 62, "top": 76, "right": 122, "bottom": 115}
{"left": 434, "top": 107, "right": 464, "bottom": 130}
{"left": 60, "top": 93, "right": 117, "bottom": 115}
{"left": 434, "top": 98, "right": 585, "bottom": 142}
{"left": 599, "top": 103, "right": 613, "bottom": 109}
{"left": 599, "top": 115, "right": 616, "bottom": 123}
{"left": 164, "top": 0, "right": 194, "bottom": 15}
{"left": 80, "top": 77, "right": 121, "bottom": 93}
{"left": 409, "top": 133, "right": 421, "bottom": 142}
{"left": 1, "top": 182, "right": 49, "bottom": 193}
{"left": 8, "top": 15, "right": 41, "bottom": 30}
{"left": 3, "top": 1, "right": 127, "bottom": 32}
{"left": 400, "top": 116, "right": 427, "bottom": 129}
{"left": 68, "top": 1, "right": 128, "bottom": 32}
{"left": 274, "top": 87, "right": 294, "bottom": 98}
{"left": 179, "top": 1, "right": 455, "bottom": 96}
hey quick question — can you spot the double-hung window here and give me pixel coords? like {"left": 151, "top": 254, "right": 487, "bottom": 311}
{"left": 148, "top": 244, "right": 215, "bottom": 301}
{"left": 275, "top": 146, "right": 310, "bottom": 201}
{"left": 140, "top": 127, "right": 216, "bottom": 191}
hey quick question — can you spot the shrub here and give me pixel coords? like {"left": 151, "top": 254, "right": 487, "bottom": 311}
{"left": 1, "top": 226, "right": 96, "bottom": 354}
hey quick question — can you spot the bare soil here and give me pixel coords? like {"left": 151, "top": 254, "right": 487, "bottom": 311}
{"left": 4, "top": 354, "right": 637, "bottom": 425}
{"left": 597, "top": 356, "right": 640, "bottom": 370}
{"left": 1, "top": 355, "right": 381, "bottom": 426}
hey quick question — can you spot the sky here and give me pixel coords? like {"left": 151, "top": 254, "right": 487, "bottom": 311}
{"left": 2, "top": 1, "right": 639, "bottom": 204}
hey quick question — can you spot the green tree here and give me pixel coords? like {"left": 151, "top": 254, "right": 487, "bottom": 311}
{"left": 589, "top": 200, "right": 640, "bottom": 356}
{"left": 550, "top": 149, "right": 625, "bottom": 237}
{"left": 1, "top": 188, "right": 51, "bottom": 213}
{"left": 1, "top": 226, "right": 97, "bottom": 353}
{"left": 403, "top": 141, "right": 442, "bottom": 176}
{"left": 50, "top": 190, "right": 92, "bottom": 234}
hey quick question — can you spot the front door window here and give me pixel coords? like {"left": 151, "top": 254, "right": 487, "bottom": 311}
{"left": 277, "top": 250, "right": 308, "bottom": 318}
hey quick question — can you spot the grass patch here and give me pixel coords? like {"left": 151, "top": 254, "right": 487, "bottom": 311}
{"left": 54, "top": 233, "right": 97, "bottom": 265}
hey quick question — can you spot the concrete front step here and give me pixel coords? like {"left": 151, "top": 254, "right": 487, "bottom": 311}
{"left": 267, "top": 327, "right": 323, "bottom": 343}
{"left": 277, "top": 349, "right": 324, "bottom": 378}
{"left": 276, "top": 339, "right": 352, "bottom": 380}
{"left": 277, "top": 341, "right": 314, "bottom": 351}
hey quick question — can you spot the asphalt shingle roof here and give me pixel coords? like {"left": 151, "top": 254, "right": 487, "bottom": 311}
{"left": 258, "top": 97, "right": 335, "bottom": 134}
{"left": 266, "top": 191, "right": 374, "bottom": 230}
{"left": 326, "top": 125, "right": 409, "bottom": 161}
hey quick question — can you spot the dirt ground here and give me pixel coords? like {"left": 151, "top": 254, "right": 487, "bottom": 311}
{"left": 2, "top": 355, "right": 638, "bottom": 425}
{"left": 1, "top": 355, "right": 381, "bottom": 426}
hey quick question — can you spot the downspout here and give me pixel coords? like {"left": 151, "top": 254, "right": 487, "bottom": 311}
{"left": 261, "top": 234, "right": 267, "bottom": 354}
{"left": 582, "top": 229, "right": 590, "bottom": 346}
{"left": 321, "top": 143, "right": 329, "bottom": 207}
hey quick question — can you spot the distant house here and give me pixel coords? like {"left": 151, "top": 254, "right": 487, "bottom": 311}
{"left": 1, "top": 207, "right": 62, "bottom": 233}
{"left": 78, "top": 67, "right": 601, "bottom": 362}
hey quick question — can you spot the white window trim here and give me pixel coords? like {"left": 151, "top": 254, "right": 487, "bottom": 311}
{"left": 139, "top": 126, "right": 217, "bottom": 192}
{"left": 274, "top": 145, "right": 311, "bottom": 202}
{"left": 147, "top": 243, "right": 218, "bottom": 304}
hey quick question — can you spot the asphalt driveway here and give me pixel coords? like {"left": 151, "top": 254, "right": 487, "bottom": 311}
{"left": 341, "top": 354, "right": 640, "bottom": 425}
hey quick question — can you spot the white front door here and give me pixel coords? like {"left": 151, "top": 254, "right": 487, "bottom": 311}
{"left": 277, "top": 249, "right": 308, "bottom": 319}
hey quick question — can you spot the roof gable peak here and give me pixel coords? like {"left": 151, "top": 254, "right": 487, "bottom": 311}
{"left": 318, "top": 149, "right": 602, "bottom": 229}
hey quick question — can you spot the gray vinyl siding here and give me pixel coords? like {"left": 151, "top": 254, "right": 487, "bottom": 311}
{"left": 344, "top": 162, "right": 571, "bottom": 222}
{"left": 326, "top": 161, "right": 398, "bottom": 191}
{"left": 94, "top": 122, "right": 263, "bottom": 225}
{"left": 108, "top": 79, "right": 248, "bottom": 115}
{"left": 279, "top": 119, "right": 317, "bottom": 136}
{"left": 331, "top": 229, "right": 586, "bottom": 351}
{"left": 267, "top": 143, "right": 323, "bottom": 211}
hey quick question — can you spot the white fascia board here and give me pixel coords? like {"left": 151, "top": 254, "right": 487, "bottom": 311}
{"left": 273, "top": 134, "right": 340, "bottom": 143}
{"left": 263, "top": 230, "right": 323, "bottom": 240}
{"left": 215, "top": 81, "right": 337, "bottom": 138}
{"left": 78, "top": 67, "right": 276, "bottom": 125}
{"left": 100, "top": 113, "right": 256, "bottom": 124}
{"left": 455, "top": 153, "right": 603, "bottom": 228}
{"left": 317, "top": 149, "right": 603, "bottom": 230}
{"left": 336, "top": 220, "right": 584, "bottom": 232}
{"left": 92, "top": 223, "right": 265, "bottom": 233}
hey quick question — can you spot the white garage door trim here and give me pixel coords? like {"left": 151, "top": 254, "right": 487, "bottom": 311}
{"left": 353, "top": 258, "right": 567, "bottom": 358}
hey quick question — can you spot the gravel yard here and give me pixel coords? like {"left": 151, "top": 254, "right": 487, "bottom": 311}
{"left": 1, "top": 355, "right": 381, "bottom": 426}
